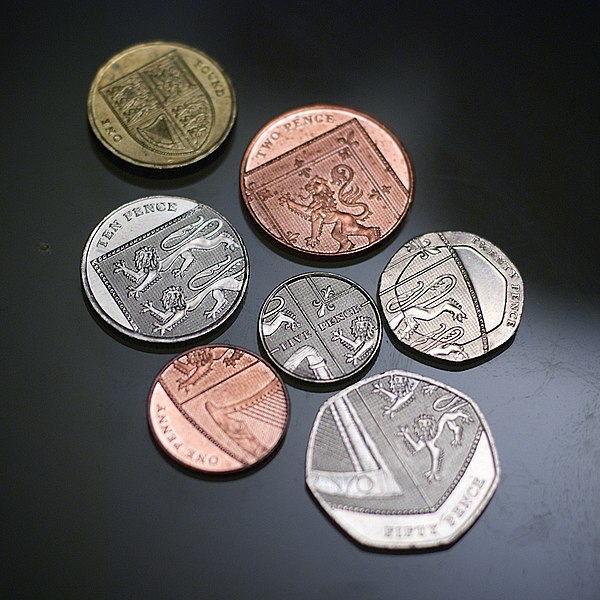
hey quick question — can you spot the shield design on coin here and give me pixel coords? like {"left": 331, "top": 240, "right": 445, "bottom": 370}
{"left": 100, "top": 50, "right": 215, "bottom": 155}
{"left": 243, "top": 119, "right": 409, "bottom": 254}
{"left": 380, "top": 232, "right": 514, "bottom": 361}
{"left": 91, "top": 204, "right": 247, "bottom": 341}
{"left": 156, "top": 347, "right": 288, "bottom": 467}
{"left": 306, "top": 371, "right": 499, "bottom": 549}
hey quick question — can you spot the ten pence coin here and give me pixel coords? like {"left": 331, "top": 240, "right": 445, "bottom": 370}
{"left": 148, "top": 345, "right": 289, "bottom": 473}
{"left": 240, "top": 105, "right": 414, "bottom": 256}
{"left": 258, "top": 272, "right": 381, "bottom": 383}
{"left": 88, "top": 41, "right": 236, "bottom": 168}
{"left": 379, "top": 231, "right": 524, "bottom": 363}
{"left": 306, "top": 370, "right": 500, "bottom": 549}
{"left": 81, "top": 196, "right": 248, "bottom": 343}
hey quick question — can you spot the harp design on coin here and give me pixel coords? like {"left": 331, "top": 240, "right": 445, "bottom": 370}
{"left": 282, "top": 346, "right": 333, "bottom": 380}
{"left": 244, "top": 119, "right": 409, "bottom": 254}
{"left": 100, "top": 50, "right": 215, "bottom": 155}
{"left": 150, "top": 345, "right": 288, "bottom": 473}
{"left": 206, "top": 377, "right": 287, "bottom": 460}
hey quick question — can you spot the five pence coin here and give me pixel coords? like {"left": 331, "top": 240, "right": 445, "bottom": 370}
{"left": 258, "top": 273, "right": 381, "bottom": 383}
{"left": 81, "top": 196, "right": 248, "bottom": 343}
{"left": 88, "top": 41, "right": 236, "bottom": 168}
{"left": 148, "top": 345, "right": 289, "bottom": 473}
{"left": 306, "top": 370, "right": 500, "bottom": 549}
{"left": 240, "top": 105, "right": 413, "bottom": 256}
{"left": 379, "top": 231, "right": 524, "bottom": 363}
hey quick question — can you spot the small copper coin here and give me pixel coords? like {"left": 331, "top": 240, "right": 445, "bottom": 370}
{"left": 88, "top": 41, "right": 236, "bottom": 168}
{"left": 148, "top": 345, "right": 289, "bottom": 473}
{"left": 240, "top": 105, "right": 414, "bottom": 256}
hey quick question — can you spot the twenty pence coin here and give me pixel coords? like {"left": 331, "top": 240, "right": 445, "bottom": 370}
{"left": 379, "top": 231, "right": 524, "bottom": 363}
{"left": 81, "top": 196, "right": 248, "bottom": 343}
{"left": 148, "top": 345, "right": 289, "bottom": 473}
{"left": 240, "top": 105, "right": 414, "bottom": 256}
{"left": 306, "top": 370, "right": 499, "bottom": 549}
{"left": 88, "top": 42, "right": 236, "bottom": 168}
{"left": 258, "top": 272, "right": 381, "bottom": 383}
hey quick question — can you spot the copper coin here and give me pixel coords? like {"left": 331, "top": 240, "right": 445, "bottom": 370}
{"left": 240, "top": 105, "right": 414, "bottom": 256}
{"left": 88, "top": 41, "right": 236, "bottom": 168}
{"left": 148, "top": 345, "right": 289, "bottom": 473}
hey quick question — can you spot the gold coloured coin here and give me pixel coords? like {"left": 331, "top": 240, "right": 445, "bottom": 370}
{"left": 88, "top": 41, "right": 236, "bottom": 168}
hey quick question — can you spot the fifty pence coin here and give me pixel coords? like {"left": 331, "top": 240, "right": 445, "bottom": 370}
{"left": 81, "top": 196, "right": 248, "bottom": 343}
{"left": 148, "top": 345, "right": 289, "bottom": 473}
{"left": 306, "top": 370, "right": 500, "bottom": 549}
{"left": 258, "top": 273, "right": 381, "bottom": 383}
{"left": 240, "top": 105, "right": 414, "bottom": 256}
{"left": 88, "top": 41, "right": 236, "bottom": 168}
{"left": 379, "top": 232, "right": 524, "bottom": 363}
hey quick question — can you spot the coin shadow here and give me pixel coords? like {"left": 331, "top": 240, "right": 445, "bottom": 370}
{"left": 147, "top": 419, "right": 288, "bottom": 482}
{"left": 256, "top": 329, "right": 382, "bottom": 394}
{"left": 380, "top": 309, "right": 517, "bottom": 372}
{"left": 304, "top": 484, "right": 470, "bottom": 555}
{"left": 238, "top": 188, "right": 413, "bottom": 270}
{"left": 87, "top": 121, "right": 236, "bottom": 189}
{"left": 81, "top": 281, "right": 247, "bottom": 355}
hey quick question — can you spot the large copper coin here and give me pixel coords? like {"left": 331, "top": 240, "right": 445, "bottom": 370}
{"left": 240, "top": 105, "right": 414, "bottom": 256}
{"left": 148, "top": 345, "right": 289, "bottom": 473}
{"left": 88, "top": 42, "right": 236, "bottom": 168}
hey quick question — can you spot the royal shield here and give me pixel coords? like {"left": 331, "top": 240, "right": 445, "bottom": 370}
{"left": 100, "top": 50, "right": 215, "bottom": 156}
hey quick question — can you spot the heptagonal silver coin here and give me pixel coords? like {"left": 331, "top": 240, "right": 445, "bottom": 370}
{"left": 258, "top": 273, "right": 381, "bottom": 384}
{"left": 82, "top": 196, "right": 248, "bottom": 343}
{"left": 306, "top": 370, "right": 500, "bottom": 550}
{"left": 379, "top": 231, "right": 523, "bottom": 363}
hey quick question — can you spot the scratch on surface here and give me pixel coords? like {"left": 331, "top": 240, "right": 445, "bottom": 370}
{"left": 508, "top": 511, "right": 555, "bottom": 546}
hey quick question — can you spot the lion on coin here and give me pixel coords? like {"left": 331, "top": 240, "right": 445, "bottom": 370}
{"left": 280, "top": 175, "right": 380, "bottom": 252}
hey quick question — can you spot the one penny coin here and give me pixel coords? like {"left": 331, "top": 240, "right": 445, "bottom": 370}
{"left": 148, "top": 345, "right": 289, "bottom": 473}
{"left": 88, "top": 41, "right": 236, "bottom": 168}
{"left": 240, "top": 105, "right": 413, "bottom": 256}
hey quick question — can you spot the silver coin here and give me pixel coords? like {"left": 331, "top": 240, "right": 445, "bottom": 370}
{"left": 258, "top": 273, "right": 381, "bottom": 383}
{"left": 306, "top": 370, "right": 500, "bottom": 549}
{"left": 379, "top": 231, "right": 524, "bottom": 363}
{"left": 82, "top": 196, "right": 248, "bottom": 343}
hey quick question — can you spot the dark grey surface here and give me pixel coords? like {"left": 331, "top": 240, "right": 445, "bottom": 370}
{"left": 5, "top": 2, "right": 599, "bottom": 599}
